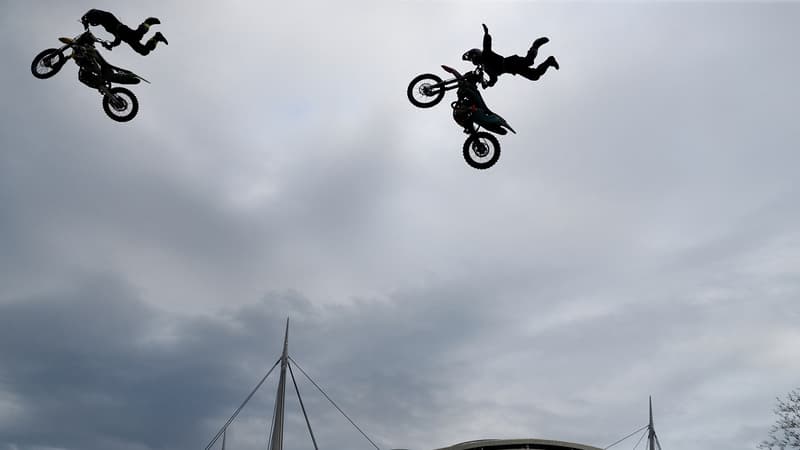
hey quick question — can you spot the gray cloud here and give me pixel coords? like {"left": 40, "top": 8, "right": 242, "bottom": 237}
{"left": 1, "top": 1, "right": 799, "bottom": 450}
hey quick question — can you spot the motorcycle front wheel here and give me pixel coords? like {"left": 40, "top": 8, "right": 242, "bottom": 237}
{"left": 102, "top": 87, "right": 139, "bottom": 122}
{"left": 31, "top": 49, "right": 66, "bottom": 79}
{"left": 407, "top": 73, "right": 445, "bottom": 108}
{"left": 463, "top": 132, "right": 501, "bottom": 170}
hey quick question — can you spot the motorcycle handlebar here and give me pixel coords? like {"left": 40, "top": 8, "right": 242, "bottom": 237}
{"left": 86, "top": 33, "right": 112, "bottom": 46}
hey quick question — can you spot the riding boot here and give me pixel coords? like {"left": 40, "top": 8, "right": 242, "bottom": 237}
{"left": 543, "top": 55, "right": 559, "bottom": 70}
{"left": 153, "top": 32, "right": 169, "bottom": 45}
{"left": 143, "top": 17, "right": 161, "bottom": 26}
{"left": 142, "top": 32, "right": 168, "bottom": 52}
{"left": 518, "top": 55, "right": 559, "bottom": 81}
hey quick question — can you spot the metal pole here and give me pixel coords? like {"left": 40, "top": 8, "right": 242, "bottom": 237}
{"left": 269, "top": 318, "right": 290, "bottom": 450}
{"left": 289, "top": 360, "right": 319, "bottom": 450}
{"left": 648, "top": 397, "right": 655, "bottom": 450}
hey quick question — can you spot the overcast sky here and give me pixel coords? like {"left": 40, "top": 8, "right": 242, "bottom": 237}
{"left": 1, "top": 1, "right": 799, "bottom": 450}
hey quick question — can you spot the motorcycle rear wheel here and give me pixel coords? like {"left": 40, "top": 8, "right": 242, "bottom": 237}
{"left": 31, "top": 49, "right": 66, "bottom": 79}
{"left": 102, "top": 87, "right": 139, "bottom": 122}
{"left": 407, "top": 73, "right": 445, "bottom": 108}
{"left": 463, "top": 132, "right": 501, "bottom": 170}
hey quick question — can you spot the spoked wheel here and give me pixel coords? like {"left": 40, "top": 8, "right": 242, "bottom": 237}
{"left": 31, "top": 49, "right": 66, "bottom": 79}
{"left": 407, "top": 73, "right": 445, "bottom": 108}
{"left": 463, "top": 132, "right": 501, "bottom": 170}
{"left": 102, "top": 87, "right": 139, "bottom": 122}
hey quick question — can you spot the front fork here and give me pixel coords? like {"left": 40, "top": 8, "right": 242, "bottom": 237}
{"left": 427, "top": 77, "right": 459, "bottom": 96}
{"left": 56, "top": 44, "right": 71, "bottom": 62}
{"left": 99, "top": 84, "right": 127, "bottom": 110}
{"left": 41, "top": 44, "right": 71, "bottom": 68}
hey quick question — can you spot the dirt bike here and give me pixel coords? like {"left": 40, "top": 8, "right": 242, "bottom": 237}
{"left": 407, "top": 65, "right": 515, "bottom": 169}
{"left": 31, "top": 30, "right": 149, "bottom": 122}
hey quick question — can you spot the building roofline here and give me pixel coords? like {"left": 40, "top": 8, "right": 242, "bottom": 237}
{"left": 433, "top": 438, "right": 603, "bottom": 450}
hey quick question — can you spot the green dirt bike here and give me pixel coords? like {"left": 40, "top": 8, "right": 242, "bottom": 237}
{"left": 31, "top": 30, "right": 149, "bottom": 122}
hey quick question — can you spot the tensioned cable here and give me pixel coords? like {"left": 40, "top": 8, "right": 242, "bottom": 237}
{"left": 289, "top": 360, "right": 319, "bottom": 450}
{"left": 630, "top": 428, "right": 647, "bottom": 450}
{"left": 205, "top": 358, "right": 281, "bottom": 450}
{"left": 289, "top": 356, "right": 381, "bottom": 450}
{"left": 654, "top": 434, "right": 663, "bottom": 450}
{"left": 603, "top": 425, "right": 648, "bottom": 449}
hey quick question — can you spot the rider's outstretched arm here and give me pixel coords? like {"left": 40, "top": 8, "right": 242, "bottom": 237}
{"left": 482, "top": 23, "right": 492, "bottom": 53}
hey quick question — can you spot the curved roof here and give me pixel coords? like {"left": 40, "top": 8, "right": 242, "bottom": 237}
{"left": 432, "top": 438, "right": 603, "bottom": 450}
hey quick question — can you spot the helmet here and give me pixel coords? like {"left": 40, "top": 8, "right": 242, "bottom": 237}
{"left": 462, "top": 48, "right": 482, "bottom": 64}
{"left": 81, "top": 9, "right": 101, "bottom": 28}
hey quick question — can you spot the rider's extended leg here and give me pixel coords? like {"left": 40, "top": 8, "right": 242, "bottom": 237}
{"left": 523, "top": 37, "right": 550, "bottom": 65}
{"left": 517, "top": 55, "right": 559, "bottom": 81}
{"left": 142, "top": 33, "right": 168, "bottom": 52}
{"left": 123, "top": 34, "right": 167, "bottom": 55}
{"left": 132, "top": 18, "right": 161, "bottom": 39}
{"left": 131, "top": 24, "right": 148, "bottom": 42}
{"left": 126, "top": 40, "right": 152, "bottom": 56}
{"left": 114, "top": 25, "right": 150, "bottom": 55}
{"left": 117, "top": 24, "right": 167, "bottom": 55}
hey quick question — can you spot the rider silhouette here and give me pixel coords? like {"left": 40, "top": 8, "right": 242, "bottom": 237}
{"left": 71, "top": 33, "right": 135, "bottom": 88}
{"left": 462, "top": 23, "right": 558, "bottom": 87}
{"left": 81, "top": 9, "right": 168, "bottom": 56}
{"left": 442, "top": 66, "right": 514, "bottom": 135}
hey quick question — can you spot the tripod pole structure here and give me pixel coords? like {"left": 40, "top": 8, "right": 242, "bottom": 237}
{"left": 648, "top": 396, "right": 656, "bottom": 450}
{"left": 269, "top": 318, "right": 290, "bottom": 450}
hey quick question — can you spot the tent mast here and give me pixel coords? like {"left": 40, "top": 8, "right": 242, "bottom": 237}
{"left": 269, "top": 318, "right": 290, "bottom": 450}
{"left": 648, "top": 396, "right": 656, "bottom": 450}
